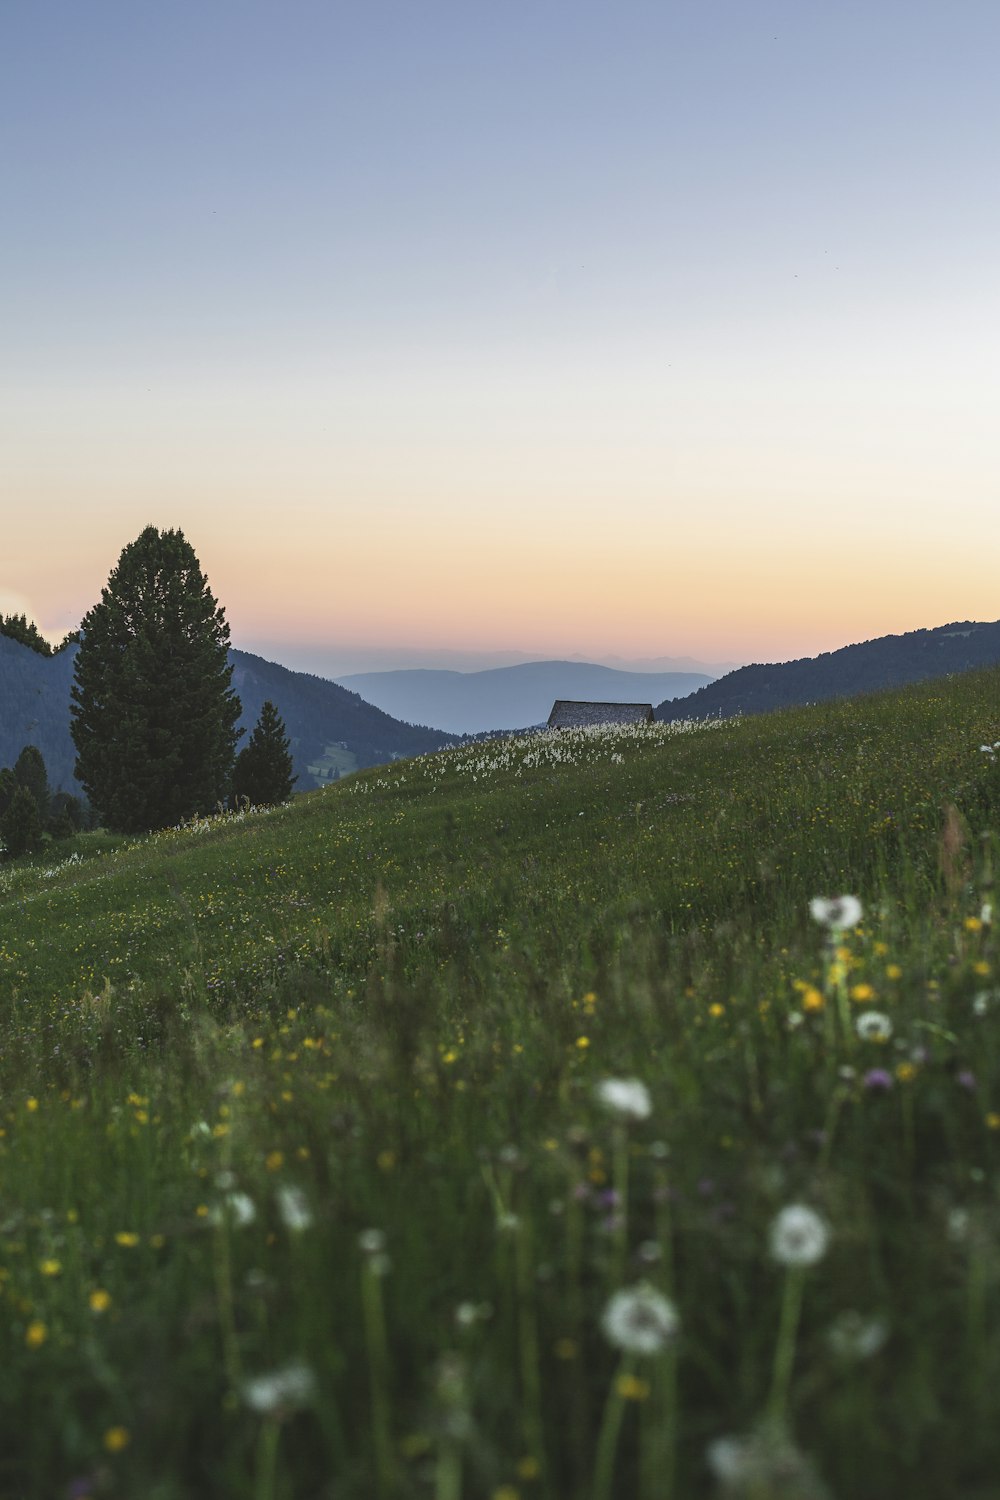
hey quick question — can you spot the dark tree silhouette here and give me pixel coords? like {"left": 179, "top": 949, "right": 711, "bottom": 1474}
{"left": 13, "top": 744, "right": 49, "bottom": 822}
{"left": 1, "top": 785, "right": 43, "bottom": 858}
{"left": 233, "top": 699, "right": 296, "bottom": 806}
{"left": 71, "top": 527, "right": 242, "bottom": 832}
{"left": 0, "top": 614, "right": 52, "bottom": 655}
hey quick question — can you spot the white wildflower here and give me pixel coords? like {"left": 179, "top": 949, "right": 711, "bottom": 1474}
{"left": 242, "top": 1361, "right": 315, "bottom": 1415}
{"left": 706, "top": 1434, "right": 752, "bottom": 1485}
{"left": 210, "top": 1192, "right": 256, "bottom": 1228}
{"left": 947, "top": 1207, "right": 970, "bottom": 1244}
{"left": 769, "top": 1204, "right": 830, "bottom": 1268}
{"left": 972, "top": 990, "right": 998, "bottom": 1017}
{"left": 827, "top": 1310, "right": 888, "bottom": 1360}
{"left": 601, "top": 1282, "right": 679, "bottom": 1355}
{"left": 276, "top": 1185, "right": 313, "bottom": 1232}
{"left": 706, "top": 1423, "right": 830, "bottom": 1497}
{"left": 855, "top": 1011, "right": 892, "bottom": 1043}
{"left": 809, "top": 895, "right": 863, "bottom": 931}
{"left": 358, "top": 1226, "right": 391, "bottom": 1275}
{"left": 595, "top": 1077, "right": 652, "bottom": 1122}
{"left": 454, "top": 1300, "right": 492, "bottom": 1328}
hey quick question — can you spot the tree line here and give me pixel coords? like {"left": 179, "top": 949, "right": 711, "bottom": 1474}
{"left": 1, "top": 527, "right": 296, "bottom": 858}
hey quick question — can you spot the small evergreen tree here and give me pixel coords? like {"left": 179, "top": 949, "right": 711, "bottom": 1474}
{"left": 71, "top": 527, "right": 242, "bottom": 833}
{"left": 48, "top": 791, "right": 84, "bottom": 840}
{"left": 1, "top": 785, "right": 43, "bottom": 858}
{"left": 0, "top": 768, "right": 15, "bottom": 819}
{"left": 0, "top": 613, "right": 53, "bottom": 655}
{"left": 233, "top": 700, "right": 296, "bottom": 806}
{"left": 13, "top": 745, "right": 50, "bottom": 823}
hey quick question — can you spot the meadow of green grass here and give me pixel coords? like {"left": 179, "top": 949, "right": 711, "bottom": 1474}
{"left": 2, "top": 669, "right": 1000, "bottom": 1499}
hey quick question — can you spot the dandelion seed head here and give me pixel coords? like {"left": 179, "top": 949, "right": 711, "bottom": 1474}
{"left": 809, "top": 895, "right": 863, "bottom": 931}
{"left": 827, "top": 1310, "right": 888, "bottom": 1360}
{"left": 242, "top": 1362, "right": 315, "bottom": 1415}
{"left": 276, "top": 1185, "right": 313, "bottom": 1232}
{"left": 706, "top": 1424, "right": 830, "bottom": 1497}
{"left": 855, "top": 1010, "right": 892, "bottom": 1042}
{"left": 769, "top": 1204, "right": 830, "bottom": 1268}
{"left": 601, "top": 1282, "right": 679, "bottom": 1354}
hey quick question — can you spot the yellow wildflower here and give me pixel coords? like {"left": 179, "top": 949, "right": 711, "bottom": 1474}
{"left": 89, "top": 1289, "right": 112, "bottom": 1313}
{"left": 25, "top": 1320, "right": 47, "bottom": 1348}
{"left": 615, "top": 1373, "right": 651, "bottom": 1401}
{"left": 103, "top": 1427, "right": 130, "bottom": 1453}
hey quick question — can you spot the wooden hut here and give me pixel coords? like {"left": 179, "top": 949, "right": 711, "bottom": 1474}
{"left": 546, "top": 700, "right": 655, "bottom": 729}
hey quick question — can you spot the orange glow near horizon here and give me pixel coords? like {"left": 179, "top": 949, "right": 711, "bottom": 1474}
{"left": 7, "top": 488, "right": 1000, "bottom": 672}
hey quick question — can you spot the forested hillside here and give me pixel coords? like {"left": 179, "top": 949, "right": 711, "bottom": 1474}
{"left": 658, "top": 619, "right": 1000, "bottom": 722}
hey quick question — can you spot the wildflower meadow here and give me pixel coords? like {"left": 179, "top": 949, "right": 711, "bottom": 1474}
{"left": 2, "top": 669, "right": 1000, "bottom": 1498}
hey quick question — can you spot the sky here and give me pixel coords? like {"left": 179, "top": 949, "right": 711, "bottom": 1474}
{"left": 2, "top": 0, "right": 999, "bottom": 677}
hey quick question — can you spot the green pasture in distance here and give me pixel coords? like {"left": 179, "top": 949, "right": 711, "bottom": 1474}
{"left": 304, "top": 740, "right": 359, "bottom": 787}
{"left": 0, "top": 667, "right": 999, "bottom": 1499}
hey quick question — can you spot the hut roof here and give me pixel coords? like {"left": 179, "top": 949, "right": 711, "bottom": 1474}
{"left": 546, "top": 700, "right": 655, "bottom": 729}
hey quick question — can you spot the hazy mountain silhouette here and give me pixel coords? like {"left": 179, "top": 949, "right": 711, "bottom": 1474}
{"left": 0, "top": 635, "right": 456, "bottom": 796}
{"left": 337, "top": 661, "right": 713, "bottom": 735}
{"left": 657, "top": 621, "right": 1000, "bottom": 722}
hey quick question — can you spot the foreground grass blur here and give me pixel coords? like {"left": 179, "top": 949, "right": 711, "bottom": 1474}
{"left": 2, "top": 669, "right": 1000, "bottom": 1498}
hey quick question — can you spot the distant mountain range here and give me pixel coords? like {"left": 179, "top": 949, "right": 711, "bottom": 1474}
{"left": 336, "top": 661, "right": 714, "bottom": 735}
{"left": 0, "top": 636, "right": 455, "bottom": 795}
{"left": 656, "top": 620, "right": 1000, "bottom": 722}
{"left": 9, "top": 619, "right": 1000, "bottom": 800}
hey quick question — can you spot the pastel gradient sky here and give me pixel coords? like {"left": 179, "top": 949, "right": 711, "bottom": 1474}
{"left": 3, "top": 1, "right": 998, "bottom": 675}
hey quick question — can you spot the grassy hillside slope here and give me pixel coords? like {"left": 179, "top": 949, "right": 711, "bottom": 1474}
{"left": 2, "top": 669, "right": 1000, "bottom": 1499}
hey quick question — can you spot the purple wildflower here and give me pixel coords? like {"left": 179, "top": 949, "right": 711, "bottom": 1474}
{"left": 863, "top": 1068, "right": 893, "bottom": 1091}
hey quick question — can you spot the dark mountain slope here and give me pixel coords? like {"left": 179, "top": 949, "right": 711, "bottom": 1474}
{"left": 228, "top": 650, "right": 455, "bottom": 785}
{"left": 0, "top": 636, "right": 456, "bottom": 795}
{"left": 657, "top": 620, "right": 1000, "bottom": 722}
{"left": 0, "top": 634, "right": 78, "bottom": 789}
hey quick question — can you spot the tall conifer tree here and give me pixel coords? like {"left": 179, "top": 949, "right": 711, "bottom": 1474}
{"left": 71, "top": 527, "right": 242, "bottom": 832}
